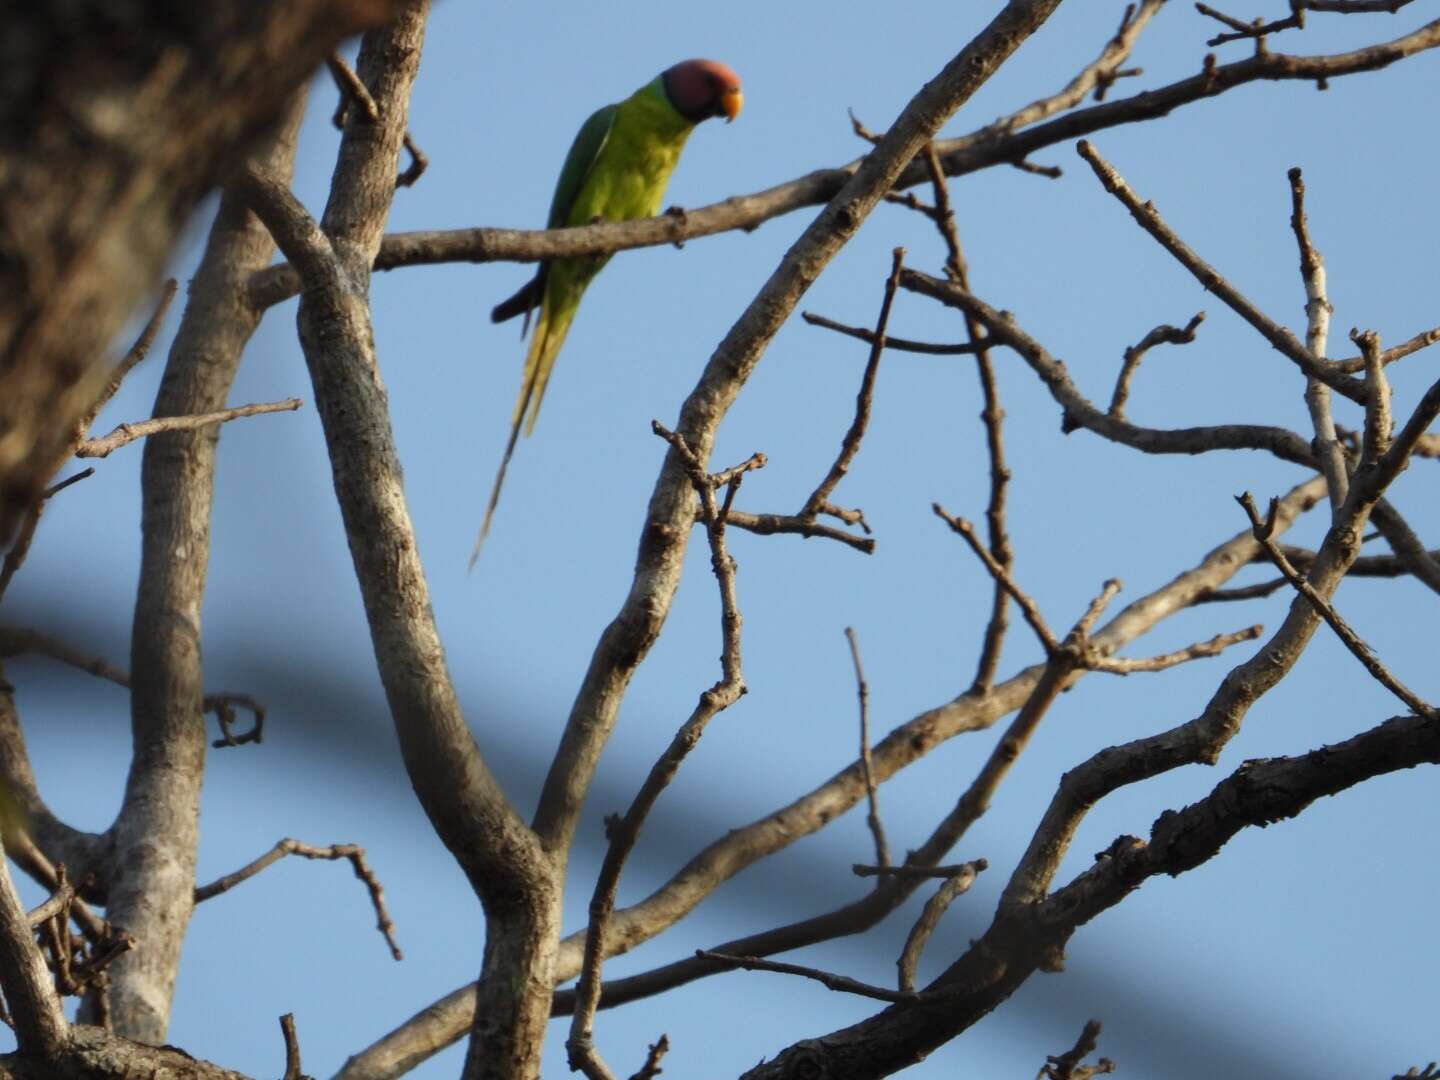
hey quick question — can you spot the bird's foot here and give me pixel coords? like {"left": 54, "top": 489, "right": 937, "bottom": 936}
{"left": 665, "top": 204, "right": 688, "bottom": 248}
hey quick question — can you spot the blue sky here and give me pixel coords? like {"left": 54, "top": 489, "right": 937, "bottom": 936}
{"left": 6, "top": 2, "right": 1439, "bottom": 1077}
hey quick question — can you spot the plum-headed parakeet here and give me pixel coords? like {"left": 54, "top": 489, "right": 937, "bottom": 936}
{"left": 474, "top": 58, "right": 743, "bottom": 562}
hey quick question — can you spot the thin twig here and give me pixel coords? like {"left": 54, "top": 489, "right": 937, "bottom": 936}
{"left": 398, "top": 132, "right": 429, "bottom": 187}
{"left": 567, "top": 423, "right": 757, "bottom": 1080}
{"left": 721, "top": 509, "right": 875, "bottom": 553}
{"left": 2, "top": 278, "right": 172, "bottom": 601}
{"left": 1089, "top": 625, "right": 1263, "bottom": 673}
{"left": 1197, "top": 2, "right": 1303, "bottom": 46}
{"left": 206, "top": 691, "right": 266, "bottom": 748}
{"left": 853, "top": 862, "right": 986, "bottom": 880}
{"left": 1370, "top": 499, "right": 1440, "bottom": 597}
{"left": 698, "top": 951, "right": 919, "bottom": 1004}
{"left": 76, "top": 398, "right": 302, "bottom": 458}
{"left": 280, "top": 1012, "right": 311, "bottom": 1080}
{"left": 0, "top": 629, "right": 270, "bottom": 751}
{"left": 933, "top": 505, "right": 1057, "bottom": 654}
{"left": 0, "top": 627, "right": 129, "bottom": 687}
{"left": 799, "top": 248, "right": 906, "bottom": 531}
{"left": 1039, "top": 1018, "right": 1115, "bottom": 1080}
{"left": 24, "top": 875, "right": 76, "bottom": 930}
{"left": 628, "top": 1036, "right": 669, "bottom": 1080}
{"left": 801, "top": 312, "right": 983, "bottom": 356}
{"left": 919, "top": 142, "right": 1015, "bottom": 693}
{"left": 1109, "top": 312, "right": 1205, "bottom": 418}
{"left": 845, "top": 628, "right": 889, "bottom": 869}
{"left": 194, "top": 839, "right": 402, "bottom": 961}
{"left": 1354, "top": 328, "right": 1391, "bottom": 467}
{"left": 327, "top": 53, "right": 381, "bottom": 126}
{"left": 1238, "top": 492, "right": 1434, "bottom": 718}
{"left": 78, "top": 279, "right": 179, "bottom": 437}
{"left": 0, "top": 469, "right": 94, "bottom": 604}
{"left": 1288, "top": 166, "right": 1348, "bottom": 511}
{"left": 1076, "top": 140, "right": 1365, "bottom": 403}
{"left": 897, "top": 863, "right": 982, "bottom": 992}
{"left": 847, "top": 108, "right": 882, "bottom": 145}
{"left": 326, "top": 53, "right": 426, "bottom": 189}
{"left": 1332, "top": 326, "right": 1440, "bottom": 374}
{"left": 1194, "top": 578, "right": 1289, "bottom": 603}
{"left": 986, "top": 0, "right": 1166, "bottom": 134}
{"left": 1011, "top": 157, "right": 1064, "bottom": 178}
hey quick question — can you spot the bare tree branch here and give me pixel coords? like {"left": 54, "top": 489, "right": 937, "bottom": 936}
{"left": 247, "top": 9, "right": 569, "bottom": 1078}
{"left": 915, "top": 142, "right": 1016, "bottom": 693}
{"left": 896, "top": 864, "right": 983, "bottom": 993}
{"left": 1039, "top": 1019, "right": 1114, "bottom": 1080}
{"left": 845, "top": 627, "right": 890, "bottom": 869}
{"left": 567, "top": 425, "right": 756, "bottom": 1080}
{"left": 747, "top": 704, "right": 1440, "bottom": 1077}
{"left": 698, "top": 951, "right": 918, "bottom": 1004}
{"left": 1287, "top": 167, "right": 1349, "bottom": 512}
{"left": 0, "top": 840, "right": 67, "bottom": 1063}
{"left": 1109, "top": 311, "right": 1205, "bottom": 419}
{"left": 1198, "top": 0, "right": 1415, "bottom": 47}
{"left": 529, "top": 0, "right": 1071, "bottom": 890}
{"left": 900, "top": 269, "right": 1319, "bottom": 467}
{"left": 721, "top": 509, "right": 876, "bottom": 553}
{"left": 340, "top": 479, "right": 1329, "bottom": 1078}
{"left": 76, "top": 399, "right": 302, "bottom": 459}
{"left": 797, "top": 248, "right": 906, "bottom": 534}
{"left": 1238, "top": 492, "right": 1435, "bottom": 718}
{"left": 1369, "top": 499, "right": 1440, "bottom": 596}
{"left": 194, "top": 838, "right": 402, "bottom": 961}
{"left": 76, "top": 279, "right": 180, "bottom": 439}
{"left": 246, "top": 19, "right": 1440, "bottom": 311}
{"left": 1077, "top": 140, "right": 1364, "bottom": 402}
{"left": 802, "top": 312, "right": 983, "bottom": 356}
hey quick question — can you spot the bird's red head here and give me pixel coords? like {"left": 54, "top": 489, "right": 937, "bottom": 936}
{"left": 662, "top": 59, "right": 743, "bottom": 124}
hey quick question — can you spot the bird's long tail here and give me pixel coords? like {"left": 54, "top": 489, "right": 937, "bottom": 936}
{"left": 470, "top": 301, "right": 578, "bottom": 568}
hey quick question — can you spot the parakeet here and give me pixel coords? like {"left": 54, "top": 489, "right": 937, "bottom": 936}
{"left": 473, "top": 58, "right": 744, "bottom": 563}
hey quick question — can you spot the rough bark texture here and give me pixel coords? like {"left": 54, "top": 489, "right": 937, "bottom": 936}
{"left": 248, "top": 5, "right": 566, "bottom": 1078}
{"left": 0, "top": 1026, "right": 249, "bottom": 1079}
{"left": 102, "top": 98, "right": 308, "bottom": 1044}
{"left": 0, "top": 0, "right": 404, "bottom": 539}
{"left": 0, "top": 848, "right": 66, "bottom": 1064}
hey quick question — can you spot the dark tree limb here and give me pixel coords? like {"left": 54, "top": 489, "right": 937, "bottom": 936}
{"left": 743, "top": 708, "right": 1440, "bottom": 1078}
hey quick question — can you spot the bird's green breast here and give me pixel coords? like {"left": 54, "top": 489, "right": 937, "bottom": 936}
{"left": 564, "top": 79, "right": 694, "bottom": 228}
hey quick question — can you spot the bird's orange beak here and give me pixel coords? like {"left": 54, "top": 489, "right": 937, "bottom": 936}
{"left": 720, "top": 87, "right": 744, "bottom": 122}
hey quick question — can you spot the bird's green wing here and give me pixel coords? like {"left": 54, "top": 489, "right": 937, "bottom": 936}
{"left": 547, "top": 103, "right": 618, "bottom": 229}
{"left": 490, "top": 103, "right": 618, "bottom": 329}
